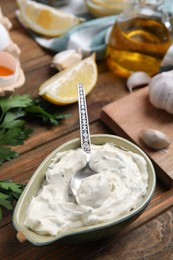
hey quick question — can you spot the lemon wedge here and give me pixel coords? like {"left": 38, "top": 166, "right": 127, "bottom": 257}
{"left": 16, "top": 0, "right": 84, "bottom": 37}
{"left": 39, "top": 53, "right": 98, "bottom": 105}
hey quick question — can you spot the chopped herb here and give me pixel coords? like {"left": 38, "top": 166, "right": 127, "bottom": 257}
{"left": 0, "top": 94, "right": 70, "bottom": 165}
{"left": 0, "top": 146, "right": 18, "bottom": 166}
{"left": 0, "top": 180, "right": 25, "bottom": 221}
{"left": 25, "top": 98, "right": 70, "bottom": 126}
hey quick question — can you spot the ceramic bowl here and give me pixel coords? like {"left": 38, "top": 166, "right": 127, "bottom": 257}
{"left": 84, "top": 0, "right": 135, "bottom": 17}
{"left": 13, "top": 134, "right": 156, "bottom": 246}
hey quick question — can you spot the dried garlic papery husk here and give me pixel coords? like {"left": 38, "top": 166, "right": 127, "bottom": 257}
{"left": 139, "top": 129, "right": 170, "bottom": 150}
{"left": 0, "top": 51, "right": 25, "bottom": 96}
{"left": 0, "top": 14, "right": 21, "bottom": 58}
{"left": 0, "top": 7, "right": 12, "bottom": 30}
{"left": 126, "top": 71, "right": 151, "bottom": 92}
{"left": 149, "top": 70, "right": 173, "bottom": 114}
{"left": 51, "top": 49, "right": 82, "bottom": 71}
{"left": 0, "top": 23, "right": 11, "bottom": 51}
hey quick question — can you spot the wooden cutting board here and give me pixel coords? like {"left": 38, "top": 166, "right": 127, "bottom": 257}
{"left": 101, "top": 87, "right": 173, "bottom": 188}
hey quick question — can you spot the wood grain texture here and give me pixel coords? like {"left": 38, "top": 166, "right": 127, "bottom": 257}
{"left": 101, "top": 87, "right": 173, "bottom": 188}
{"left": 1, "top": 0, "right": 173, "bottom": 259}
{"left": 1, "top": 208, "right": 173, "bottom": 260}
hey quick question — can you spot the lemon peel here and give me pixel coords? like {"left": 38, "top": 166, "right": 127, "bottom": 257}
{"left": 39, "top": 53, "right": 97, "bottom": 105}
{"left": 16, "top": 0, "right": 85, "bottom": 37}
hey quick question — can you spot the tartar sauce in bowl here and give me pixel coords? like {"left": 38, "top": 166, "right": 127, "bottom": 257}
{"left": 24, "top": 142, "right": 149, "bottom": 236}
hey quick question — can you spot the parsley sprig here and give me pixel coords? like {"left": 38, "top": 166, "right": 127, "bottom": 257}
{"left": 0, "top": 180, "right": 25, "bottom": 221}
{"left": 0, "top": 94, "right": 70, "bottom": 165}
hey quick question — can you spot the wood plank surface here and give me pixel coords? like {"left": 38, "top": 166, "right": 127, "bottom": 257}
{"left": 101, "top": 87, "right": 173, "bottom": 188}
{"left": 1, "top": 1, "right": 173, "bottom": 259}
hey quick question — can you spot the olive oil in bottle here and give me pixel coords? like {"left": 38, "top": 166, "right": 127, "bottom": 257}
{"left": 106, "top": 0, "right": 172, "bottom": 78}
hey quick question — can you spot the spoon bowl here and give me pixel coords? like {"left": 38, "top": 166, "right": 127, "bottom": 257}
{"left": 70, "top": 83, "right": 97, "bottom": 196}
{"left": 70, "top": 155, "right": 97, "bottom": 196}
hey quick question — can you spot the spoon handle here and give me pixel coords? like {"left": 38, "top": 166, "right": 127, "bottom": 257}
{"left": 78, "top": 83, "right": 91, "bottom": 154}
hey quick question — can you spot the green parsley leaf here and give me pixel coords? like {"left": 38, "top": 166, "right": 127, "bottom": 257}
{"left": 0, "top": 207, "right": 2, "bottom": 222}
{"left": 0, "top": 111, "right": 26, "bottom": 129}
{"left": 0, "top": 192, "right": 9, "bottom": 199}
{"left": 0, "top": 94, "right": 69, "bottom": 165}
{"left": 0, "top": 127, "right": 33, "bottom": 146}
{"left": 0, "top": 180, "right": 25, "bottom": 221}
{"left": 0, "top": 180, "right": 25, "bottom": 194}
{"left": 0, "top": 146, "right": 18, "bottom": 165}
{"left": 25, "top": 104, "right": 70, "bottom": 126}
{"left": 0, "top": 94, "right": 33, "bottom": 115}
{"left": 0, "top": 199, "right": 13, "bottom": 210}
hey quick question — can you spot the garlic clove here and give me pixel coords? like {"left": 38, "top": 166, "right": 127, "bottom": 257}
{"left": 0, "top": 7, "right": 12, "bottom": 30}
{"left": 139, "top": 129, "right": 170, "bottom": 150}
{"left": 0, "top": 12, "right": 20, "bottom": 59}
{"left": 0, "top": 51, "right": 25, "bottom": 96}
{"left": 51, "top": 49, "right": 82, "bottom": 71}
{"left": 165, "top": 90, "right": 173, "bottom": 114}
{"left": 0, "top": 23, "right": 11, "bottom": 51}
{"left": 160, "top": 44, "right": 173, "bottom": 67}
{"left": 126, "top": 71, "right": 151, "bottom": 92}
{"left": 5, "top": 42, "right": 21, "bottom": 58}
{"left": 149, "top": 70, "right": 173, "bottom": 114}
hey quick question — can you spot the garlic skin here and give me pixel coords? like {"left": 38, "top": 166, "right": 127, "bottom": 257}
{"left": 0, "top": 9, "right": 21, "bottom": 58}
{"left": 0, "top": 7, "right": 12, "bottom": 30}
{"left": 149, "top": 70, "right": 173, "bottom": 114}
{"left": 139, "top": 129, "right": 170, "bottom": 150}
{"left": 51, "top": 49, "right": 82, "bottom": 71}
{"left": 161, "top": 43, "right": 173, "bottom": 67}
{"left": 0, "top": 23, "right": 11, "bottom": 51}
{"left": 4, "top": 42, "right": 21, "bottom": 59}
{"left": 0, "top": 9, "right": 24, "bottom": 96}
{"left": 126, "top": 71, "right": 151, "bottom": 92}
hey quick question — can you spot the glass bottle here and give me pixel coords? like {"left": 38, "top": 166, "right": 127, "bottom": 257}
{"left": 106, "top": 0, "right": 172, "bottom": 78}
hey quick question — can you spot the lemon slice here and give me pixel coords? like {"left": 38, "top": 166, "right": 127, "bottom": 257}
{"left": 16, "top": 0, "right": 84, "bottom": 37}
{"left": 39, "top": 53, "right": 97, "bottom": 105}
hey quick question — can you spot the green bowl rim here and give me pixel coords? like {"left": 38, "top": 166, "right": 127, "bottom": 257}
{"left": 13, "top": 134, "right": 156, "bottom": 246}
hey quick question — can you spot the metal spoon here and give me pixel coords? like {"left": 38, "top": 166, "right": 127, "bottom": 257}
{"left": 70, "top": 83, "right": 97, "bottom": 197}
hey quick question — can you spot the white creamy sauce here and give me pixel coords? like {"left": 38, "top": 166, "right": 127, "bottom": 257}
{"left": 24, "top": 143, "right": 149, "bottom": 236}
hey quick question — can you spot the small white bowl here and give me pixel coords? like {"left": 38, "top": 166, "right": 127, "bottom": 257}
{"left": 84, "top": 0, "right": 135, "bottom": 17}
{"left": 13, "top": 134, "right": 156, "bottom": 246}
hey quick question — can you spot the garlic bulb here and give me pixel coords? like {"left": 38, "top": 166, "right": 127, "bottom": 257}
{"left": 0, "top": 9, "right": 24, "bottom": 96}
{"left": 51, "top": 49, "right": 82, "bottom": 71}
{"left": 161, "top": 44, "right": 173, "bottom": 67}
{"left": 126, "top": 71, "right": 151, "bottom": 92}
{"left": 0, "top": 7, "right": 12, "bottom": 30}
{"left": 139, "top": 129, "right": 170, "bottom": 150}
{"left": 149, "top": 70, "right": 173, "bottom": 114}
{"left": 0, "top": 9, "right": 21, "bottom": 58}
{"left": 5, "top": 42, "right": 21, "bottom": 59}
{"left": 0, "top": 23, "right": 11, "bottom": 51}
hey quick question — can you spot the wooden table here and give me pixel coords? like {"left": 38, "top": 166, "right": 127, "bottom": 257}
{"left": 1, "top": 1, "right": 173, "bottom": 259}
